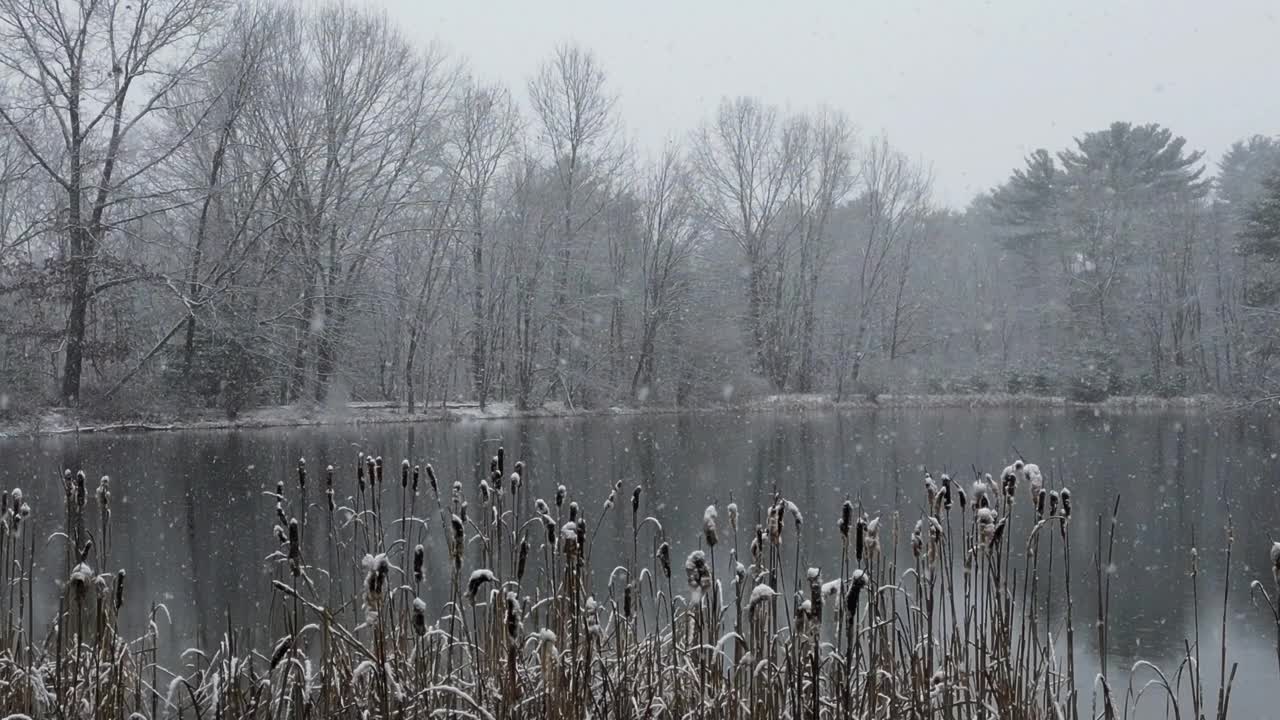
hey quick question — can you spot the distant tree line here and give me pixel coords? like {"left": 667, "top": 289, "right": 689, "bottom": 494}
{"left": 2, "top": 0, "right": 1279, "bottom": 418}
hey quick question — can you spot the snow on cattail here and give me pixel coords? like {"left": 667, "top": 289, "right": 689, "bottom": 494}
{"left": 822, "top": 579, "right": 842, "bottom": 597}
{"left": 479, "top": 480, "right": 491, "bottom": 504}
{"left": 374, "top": 456, "right": 383, "bottom": 484}
{"left": 940, "top": 474, "right": 953, "bottom": 509}
{"left": 631, "top": 486, "right": 642, "bottom": 516}
{"left": 864, "top": 517, "right": 881, "bottom": 557}
{"left": 684, "top": 551, "right": 710, "bottom": 604}
{"left": 1001, "top": 464, "right": 1018, "bottom": 498}
{"left": 786, "top": 500, "right": 803, "bottom": 532}
{"left": 845, "top": 569, "right": 867, "bottom": 618}
{"left": 96, "top": 475, "right": 111, "bottom": 511}
{"left": 603, "top": 488, "right": 616, "bottom": 511}
{"left": 1048, "top": 490, "right": 1060, "bottom": 517}
{"left": 400, "top": 459, "right": 410, "bottom": 488}
{"left": 535, "top": 498, "right": 549, "bottom": 516}
{"left": 911, "top": 520, "right": 924, "bottom": 558}
{"left": 510, "top": 471, "right": 521, "bottom": 495}
{"left": 69, "top": 561, "right": 94, "bottom": 590}
{"left": 467, "top": 569, "right": 496, "bottom": 603}
{"left": 412, "top": 598, "right": 427, "bottom": 637}
{"left": 505, "top": 591, "right": 522, "bottom": 643}
{"left": 412, "top": 464, "right": 420, "bottom": 493}
{"left": 413, "top": 544, "right": 425, "bottom": 583}
{"left": 1024, "top": 463, "right": 1043, "bottom": 506}
{"left": 1060, "top": 488, "right": 1072, "bottom": 518}
{"left": 555, "top": 485, "right": 566, "bottom": 509}
{"left": 749, "top": 583, "right": 777, "bottom": 612}
{"left": 657, "top": 542, "right": 671, "bottom": 579}
{"left": 561, "top": 522, "right": 579, "bottom": 558}
{"left": 297, "top": 457, "right": 307, "bottom": 489}
{"left": 924, "top": 472, "right": 937, "bottom": 509}
{"left": 703, "top": 505, "right": 719, "bottom": 547}
{"left": 450, "top": 515, "right": 465, "bottom": 569}
{"left": 568, "top": 501, "right": 579, "bottom": 522}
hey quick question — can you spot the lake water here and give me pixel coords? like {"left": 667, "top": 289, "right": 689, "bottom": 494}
{"left": 1, "top": 408, "right": 1278, "bottom": 717}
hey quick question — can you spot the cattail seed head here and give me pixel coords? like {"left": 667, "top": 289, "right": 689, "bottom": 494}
{"left": 412, "top": 597, "right": 427, "bottom": 637}
{"left": 510, "top": 471, "right": 521, "bottom": 495}
{"left": 846, "top": 569, "right": 867, "bottom": 619}
{"left": 374, "top": 456, "right": 383, "bottom": 484}
{"left": 1048, "top": 490, "right": 1060, "bottom": 517}
{"left": 401, "top": 459, "right": 409, "bottom": 487}
{"left": 727, "top": 502, "right": 738, "bottom": 532}
{"left": 684, "top": 551, "right": 710, "bottom": 604}
{"left": 657, "top": 542, "right": 671, "bottom": 578}
{"left": 450, "top": 515, "right": 465, "bottom": 569}
{"left": 840, "top": 501, "right": 853, "bottom": 539}
{"left": 497, "top": 447, "right": 505, "bottom": 475}
{"left": 568, "top": 501, "right": 578, "bottom": 522}
{"left": 749, "top": 583, "right": 777, "bottom": 613}
{"left": 1036, "top": 488, "right": 1047, "bottom": 520}
{"left": 114, "top": 569, "right": 125, "bottom": 612}
{"left": 75, "top": 470, "right": 86, "bottom": 508}
{"left": 479, "top": 480, "right": 491, "bottom": 504}
{"left": 632, "top": 486, "right": 641, "bottom": 516}
{"left": 96, "top": 475, "right": 111, "bottom": 511}
{"left": 536, "top": 498, "right": 549, "bottom": 515}
{"left": 957, "top": 486, "right": 967, "bottom": 510}
{"left": 1060, "top": 488, "right": 1072, "bottom": 518}
{"left": 517, "top": 536, "right": 529, "bottom": 581}
{"left": 703, "top": 505, "right": 719, "bottom": 547}
{"left": 426, "top": 464, "right": 438, "bottom": 494}
{"left": 556, "top": 484, "right": 566, "bottom": 508}
{"left": 855, "top": 514, "right": 866, "bottom": 561}
{"left": 864, "top": 517, "right": 881, "bottom": 556}
{"left": 413, "top": 544, "right": 425, "bottom": 583}
{"left": 940, "top": 474, "right": 952, "bottom": 508}
{"left": 297, "top": 457, "right": 306, "bottom": 489}
{"left": 411, "top": 464, "right": 420, "bottom": 493}
{"left": 467, "top": 569, "right": 495, "bottom": 603}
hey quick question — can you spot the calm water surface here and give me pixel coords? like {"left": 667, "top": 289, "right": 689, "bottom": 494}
{"left": 1, "top": 408, "right": 1278, "bottom": 716}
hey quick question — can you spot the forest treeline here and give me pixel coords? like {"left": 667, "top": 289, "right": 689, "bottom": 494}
{"left": 2, "top": 0, "right": 1280, "bottom": 419}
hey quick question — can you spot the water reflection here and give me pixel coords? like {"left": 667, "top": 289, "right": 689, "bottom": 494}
{"left": 1, "top": 408, "right": 1276, "bottom": 714}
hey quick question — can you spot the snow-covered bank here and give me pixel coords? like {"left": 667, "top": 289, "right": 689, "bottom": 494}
{"left": 0, "top": 392, "right": 1238, "bottom": 438}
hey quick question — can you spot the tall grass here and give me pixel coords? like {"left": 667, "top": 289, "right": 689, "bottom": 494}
{"left": 0, "top": 452, "right": 1250, "bottom": 718}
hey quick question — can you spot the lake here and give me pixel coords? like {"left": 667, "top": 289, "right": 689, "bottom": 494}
{"left": 1, "top": 407, "right": 1277, "bottom": 716}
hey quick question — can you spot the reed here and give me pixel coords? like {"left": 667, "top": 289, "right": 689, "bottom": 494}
{"left": 0, "top": 451, "right": 1252, "bottom": 719}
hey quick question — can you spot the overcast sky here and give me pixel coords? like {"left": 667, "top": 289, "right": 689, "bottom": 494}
{"left": 377, "top": 0, "right": 1279, "bottom": 208}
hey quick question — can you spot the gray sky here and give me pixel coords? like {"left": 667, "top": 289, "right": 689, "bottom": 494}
{"left": 378, "top": 0, "right": 1279, "bottom": 208}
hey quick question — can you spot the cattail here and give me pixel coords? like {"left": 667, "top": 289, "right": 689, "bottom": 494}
{"left": 479, "top": 480, "right": 491, "bottom": 504}
{"left": 510, "top": 471, "right": 521, "bottom": 496}
{"left": 70, "top": 560, "right": 93, "bottom": 590}
{"left": 1001, "top": 464, "right": 1017, "bottom": 498}
{"left": 399, "top": 459, "right": 409, "bottom": 488}
{"left": 846, "top": 569, "right": 867, "bottom": 619}
{"left": 288, "top": 518, "right": 301, "bottom": 576}
{"left": 977, "top": 507, "right": 997, "bottom": 546}
{"left": 631, "top": 486, "right": 642, "bottom": 516}
{"left": 451, "top": 515, "right": 465, "bottom": 569}
{"left": 911, "top": 520, "right": 924, "bottom": 558}
{"left": 575, "top": 517, "right": 586, "bottom": 550}
{"left": 623, "top": 582, "right": 633, "bottom": 619}
{"left": 1048, "top": 490, "right": 1060, "bottom": 517}
{"left": 1270, "top": 542, "right": 1280, "bottom": 589}
{"left": 96, "top": 475, "right": 111, "bottom": 510}
{"left": 426, "top": 464, "right": 438, "bottom": 494}
{"left": 362, "top": 553, "right": 391, "bottom": 615}
{"left": 467, "top": 569, "right": 495, "bottom": 603}
{"left": 990, "top": 517, "right": 1007, "bottom": 549}
{"left": 536, "top": 498, "right": 549, "bottom": 516}
{"left": 657, "top": 542, "right": 671, "bottom": 578}
{"left": 603, "top": 488, "right": 616, "bottom": 511}
{"left": 412, "top": 597, "right": 427, "bottom": 637}
{"left": 957, "top": 486, "right": 967, "bottom": 510}
{"left": 941, "top": 474, "right": 953, "bottom": 509}
{"left": 493, "top": 468, "right": 504, "bottom": 494}
{"left": 749, "top": 583, "right": 777, "bottom": 612}
{"left": 1036, "top": 488, "right": 1047, "bottom": 520}
{"left": 807, "top": 567, "right": 823, "bottom": 616}
{"left": 517, "top": 535, "right": 529, "bottom": 581}
{"left": 568, "top": 501, "right": 579, "bottom": 522}
{"left": 413, "top": 544, "right": 425, "bottom": 583}
{"left": 703, "top": 505, "right": 719, "bottom": 547}
{"left": 114, "top": 569, "right": 125, "bottom": 612}
{"left": 924, "top": 472, "right": 937, "bottom": 510}
{"left": 461, "top": 501, "right": 469, "bottom": 524}
{"left": 270, "top": 637, "right": 292, "bottom": 670}
{"left": 357, "top": 454, "right": 366, "bottom": 493}
{"left": 490, "top": 456, "right": 499, "bottom": 477}
{"left": 326, "top": 465, "right": 335, "bottom": 511}
{"left": 1060, "top": 488, "right": 1072, "bottom": 518}
{"left": 505, "top": 591, "right": 521, "bottom": 643}
{"left": 275, "top": 500, "right": 287, "bottom": 527}
{"left": 374, "top": 456, "right": 383, "bottom": 485}
{"left": 561, "top": 521, "right": 579, "bottom": 559}
{"left": 544, "top": 515, "right": 556, "bottom": 546}
{"left": 684, "top": 551, "right": 710, "bottom": 604}
{"left": 727, "top": 502, "right": 738, "bottom": 532}
{"left": 864, "top": 517, "right": 881, "bottom": 557}
{"left": 786, "top": 500, "right": 803, "bottom": 533}
{"left": 855, "top": 514, "right": 867, "bottom": 561}
{"left": 840, "top": 501, "right": 853, "bottom": 539}
{"left": 1024, "top": 463, "right": 1043, "bottom": 506}
{"left": 497, "top": 447, "right": 505, "bottom": 475}
{"left": 275, "top": 525, "right": 288, "bottom": 544}
{"left": 556, "top": 484, "right": 566, "bottom": 509}
{"left": 75, "top": 470, "right": 86, "bottom": 508}
{"left": 297, "top": 457, "right": 307, "bottom": 490}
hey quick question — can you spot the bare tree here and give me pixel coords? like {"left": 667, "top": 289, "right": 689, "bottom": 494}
{"left": 693, "top": 97, "right": 801, "bottom": 388}
{"left": 527, "top": 43, "right": 621, "bottom": 405}
{"left": 0, "top": 0, "right": 225, "bottom": 404}
{"left": 450, "top": 79, "right": 520, "bottom": 409}
{"left": 834, "top": 136, "right": 932, "bottom": 398}
{"left": 630, "top": 145, "right": 699, "bottom": 401}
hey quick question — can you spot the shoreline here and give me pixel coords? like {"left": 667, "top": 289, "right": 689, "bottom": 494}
{"left": 0, "top": 391, "right": 1246, "bottom": 438}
